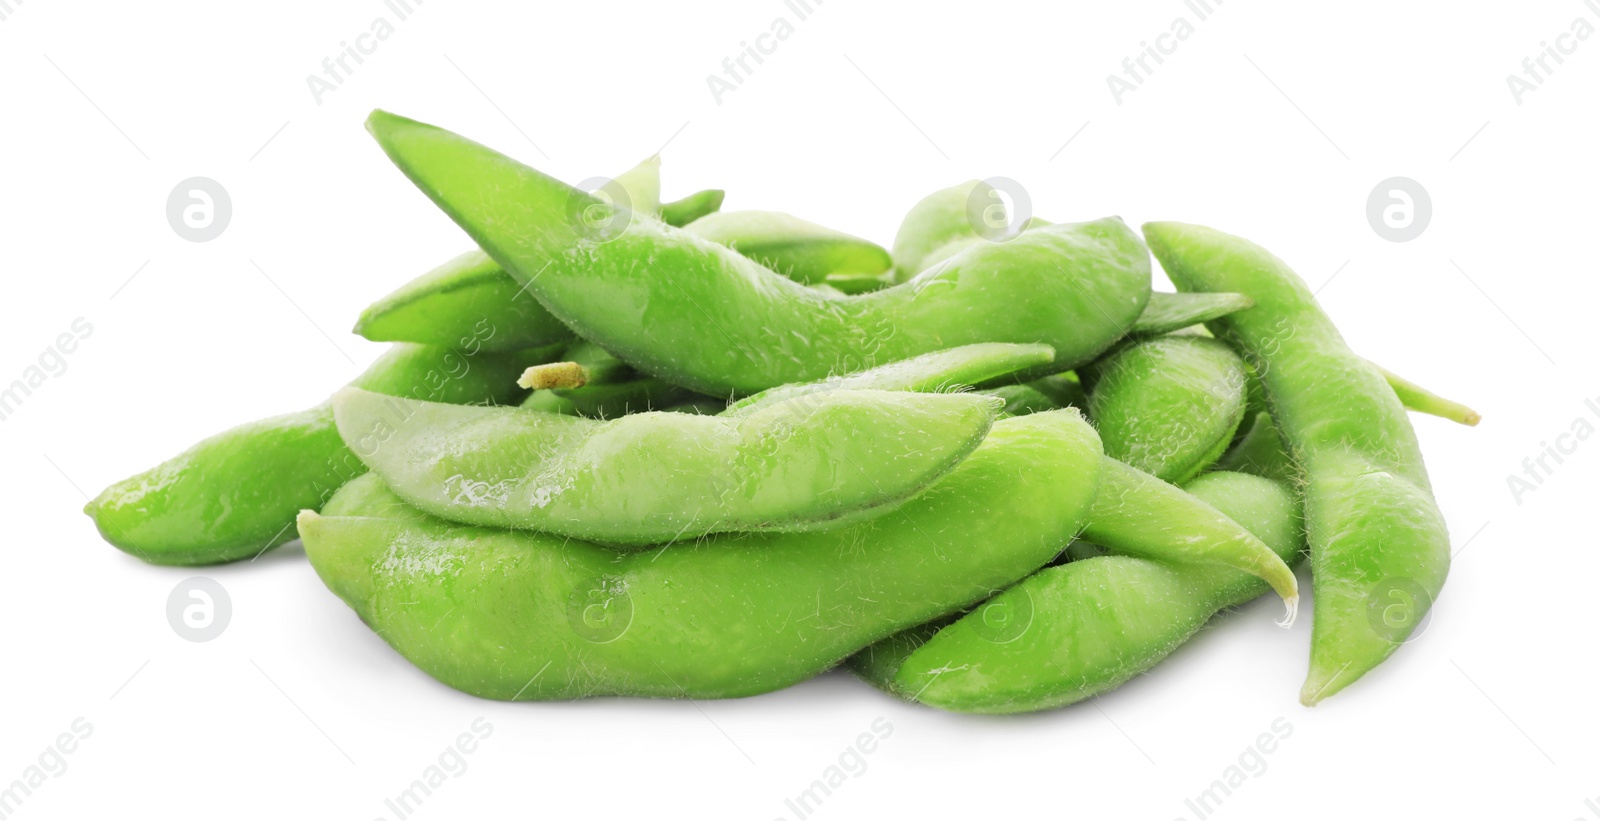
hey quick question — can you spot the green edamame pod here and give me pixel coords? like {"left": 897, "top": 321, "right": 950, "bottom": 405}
{"left": 889, "top": 180, "right": 995, "bottom": 281}
{"left": 1082, "top": 457, "right": 1298, "bottom": 614}
{"left": 333, "top": 387, "right": 1001, "bottom": 544}
{"left": 301, "top": 409, "right": 1106, "bottom": 700}
{"left": 609, "top": 155, "right": 661, "bottom": 216}
{"left": 853, "top": 471, "right": 1302, "bottom": 713}
{"left": 1132, "top": 291, "right": 1255, "bottom": 336}
{"left": 84, "top": 342, "right": 556, "bottom": 566}
{"left": 683, "top": 210, "right": 891, "bottom": 285}
{"left": 353, "top": 157, "right": 665, "bottom": 352}
{"left": 365, "top": 110, "right": 1152, "bottom": 396}
{"left": 1214, "top": 411, "right": 1298, "bottom": 484}
{"left": 849, "top": 618, "right": 951, "bottom": 692}
{"left": 725, "top": 343, "right": 1055, "bottom": 417}
{"left": 1087, "top": 335, "right": 1248, "bottom": 484}
{"left": 659, "top": 188, "right": 726, "bottom": 227}
{"left": 353, "top": 249, "right": 576, "bottom": 351}
{"left": 1145, "top": 221, "right": 1451, "bottom": 705}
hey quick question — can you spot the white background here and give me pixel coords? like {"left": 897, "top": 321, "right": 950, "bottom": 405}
{"left": 1, "top": 0, "right": 1594, "bottom": 818}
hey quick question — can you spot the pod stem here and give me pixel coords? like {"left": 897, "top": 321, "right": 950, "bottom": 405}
{"left": 1372, "top": 361, "right": 1481, "bottom": 427}
{"left": 519, "top": 362, "right": 589, "bottom": 391}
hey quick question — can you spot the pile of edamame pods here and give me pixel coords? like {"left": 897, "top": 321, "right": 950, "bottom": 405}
{"left": 85, "top": 110, "right": 1479, "bottom": 711}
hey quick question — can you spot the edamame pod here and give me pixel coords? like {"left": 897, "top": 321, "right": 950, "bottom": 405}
{"left": 301, "top": 410, "right": 1106, "bottom": 700}
{"left": 333, "top": 386, "right": 1002, "bottom": 544}
{"left": 1087, "top": 334, "right": 1248, "bottom": 484}
{"left": 609, "top": 155, "right": 662, "bottom": 216}
{"left": 1213, "top": 411, "right": 1298, "bottom": 484}
{"left": 683, "top": 210, "right": 891, "bottom": 285}
{"left": 725, "top": 343, "right": 1055, "bottom": 417}
{"left": 353, "top": 249, "right": 577, "bottom": 351}
{"left": 1132, "top": 291, "right": 1255, "bottom": 336}
{"left": 659, "top": 188, "right": 726, "bottom": 227}
{"left": 84, "top": 343, "right": 556, "bottom": 565}
{"left": 365, "top": 110, "right": 1152, "bottom": 396}
{"left": 1145, "top": 221, "right": 1450, "bottom": 705}
{"left": 889, "top": 180, "right": 996, "bottom": 281}
{"left": 853, "top": 471, "right": 1302, "bottom": 713}
{"left": 354, "top": 157, "right": 666, "bottom": 352}
{"left": 1083, "top": 457, "right": 1298, "bottom": 615}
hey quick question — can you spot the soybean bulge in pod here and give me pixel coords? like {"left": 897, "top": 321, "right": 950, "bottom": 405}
{"left": 85, "top": 342, "right": 556, "bottom": 566}
{"left": 852, "top": 471, "right": 1303, "bottom": 713}
{"left": 1087, "top": 334, "right": 1248, "bottom": 484}
{"left": 723, "top": 340, "right": 1296, "bottom": 605}
{"left": 332, "top": 387, "right": 1001, "bottom": 545}
{"left": 300, "top": 409, "right": 1106, "bottom": 700}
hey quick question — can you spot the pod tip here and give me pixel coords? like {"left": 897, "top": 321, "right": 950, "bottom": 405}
{"left": 1276, "top": 595, "right": 1299, "bottom": 629}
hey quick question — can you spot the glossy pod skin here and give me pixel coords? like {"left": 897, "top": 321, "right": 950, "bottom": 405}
{"left": 332, "top": 387, "right": 1001, "bottom": 544}
{"left": 1144, "top": 221, "right": 1450, "bottom": 705}
{"left": 1088, "top": 334, "right": 1248, "bottom": 485}
{"left": 84, "top": 343, "right": 554, "bottom": 565}
{"left": 365, "top": 110, "right": 1152, "bottom": 396}
{"left": 851, "top": 471, "right": 1303, "bottom": 713}
{"left": 300, "top": 410, "right": 1106, "bottom": 700}
{"left": 683, "top": 210, "right": 891, "bottom": 285}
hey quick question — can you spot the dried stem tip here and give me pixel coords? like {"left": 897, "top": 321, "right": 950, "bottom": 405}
{"left": 519, "top": 362, "right": 589, "bottom": 391}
